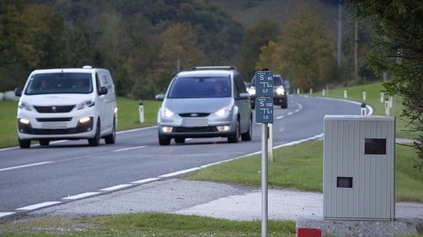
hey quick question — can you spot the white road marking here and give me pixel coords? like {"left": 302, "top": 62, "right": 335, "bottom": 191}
{"left": 0, "top": 212, "right": 15, "bottom": 218}
{"left": 276, "top": 115, "right": 284, "bottom": 119}
{"left": 16, "top": 201, "right": 61, "bottom": 211}
{"left": 158, "top": 167, "right": 201, "bottom": 178}
{"left": 287, "top": 112, "right": 293, "bottom": 116}
{"left": 100, "top": 184, "right": 132, "bottom": 191}
{"left": 0, "top": 161, "right": 52, "bottom": 172}
{"left": 62, "top": 192, "right": 100, "bottom": 200}
{"left": 113, "top": 146, "right": 146, "bottom": 152}
{"left": 131, "top": 177, "right": 160, "bottom": 184}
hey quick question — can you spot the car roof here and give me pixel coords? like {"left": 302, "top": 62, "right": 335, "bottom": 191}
{"left": 190, "top": 65, "right": 238, "bottom": 71}
{"left": 177, "top": 69, "right": 235, "bottom": 77}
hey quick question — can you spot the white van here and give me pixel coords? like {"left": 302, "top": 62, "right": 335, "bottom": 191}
{"left": 15, "top": 66, "right": 117, "bottom": 148}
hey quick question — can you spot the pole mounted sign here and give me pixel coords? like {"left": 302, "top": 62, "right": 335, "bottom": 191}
{"left": 256, "top": 98, "right": 273, "bottom": 123}
{"left": 254, "top": 70, "right": 274, "bottom": 124}
{"left": 253, "top": 69, "right": 273, "bottom": 237}
{"left": 254, "top": 71, "right": 273, "bottom": 97}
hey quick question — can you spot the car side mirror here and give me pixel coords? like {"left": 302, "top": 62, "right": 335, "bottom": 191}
{"left": 98, "top": 86, "right": 108, "bottom": 95}
{"left": 15, "top": 88, "right": 22, "bottom": 97}
{"left": 155, "top": 94, "right": 165, "bottom": 101}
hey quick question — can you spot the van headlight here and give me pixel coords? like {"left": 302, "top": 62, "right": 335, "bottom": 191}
{"left": 161, "top": 107, "right": 175, "bottom": 118}
{"left": 214, "top": 105, "right": 232, "bottom": 117}
{"left": 18, "top": 101, "right": 33, "bottom": 111}
{"left": 77, "top": 99, "right": 95, "bottom": 110}
{"left": 276, "top": 86, "right": 285, "bottom": 95}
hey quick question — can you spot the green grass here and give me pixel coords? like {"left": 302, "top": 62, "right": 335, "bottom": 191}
{"left": 186, "top": 140, "right": 423, "bottom": 202}
{"left": 0, "top": 213, "right": 297, "bottom": 237}
{"left": 314, "top": 82, "right": 416, "bottom": 139}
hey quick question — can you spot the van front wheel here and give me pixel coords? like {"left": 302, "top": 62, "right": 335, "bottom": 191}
{"left": 19, "top": 139, "right": 31, "bottom": 148}
{"left": 88, "top": 121, "right": 100, "bottom": 146}
{"left": 105, "top": 118, "right": 116, "bottom": 144}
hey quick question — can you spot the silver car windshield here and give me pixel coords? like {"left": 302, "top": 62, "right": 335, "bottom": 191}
{"left": 168, "top": 76, "right": 231, "bottom": 98}
{"left": 24, "top": 73, "right": 93, "bottom": 95}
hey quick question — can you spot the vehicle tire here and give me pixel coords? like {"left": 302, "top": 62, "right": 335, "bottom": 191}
{"left": 19, "top": 139, "right": 31, "bottom": 149}
{"left": 39, "top": 139, "right": 50, "bottom": 146}
{"left": 175, "top": 137, "right": 185, "bottom": 144}
{"left": 104, "top": 117, "right": 116, "bottom": 144}
{"left": 241, "top": 116, "right": 252, "bottom": 141}
{"left": 159, "top": 135, "right": 171, "bottom": 145}
{"left": 88, "top": 120, "right": 100, "bottom": 146}
{"left": 282, "top": 98, "right": 288, "bottom": 109}
{"left": 228, "top": 120, "right": 240, "bottom": 143}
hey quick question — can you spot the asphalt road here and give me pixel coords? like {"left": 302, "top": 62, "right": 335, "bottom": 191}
{"left": 0, "top": 95, "right": 362, "bottom": 219}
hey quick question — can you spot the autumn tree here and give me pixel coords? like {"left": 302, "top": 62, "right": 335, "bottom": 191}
{"left": 256, "top": 3, "right": 335, "bottom": 91}
{"left": 240, "top": 19, "right": 281, "bottom": 80}
{"left": 348, "top": 0, "right": 423, "bottom": 170}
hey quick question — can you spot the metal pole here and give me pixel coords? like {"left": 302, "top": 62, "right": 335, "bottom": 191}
{"left": 261, "top": 123, "right": 268, "bottom": 237}
{"left": 268, "top": 123, "right": 273, "bottom": 162}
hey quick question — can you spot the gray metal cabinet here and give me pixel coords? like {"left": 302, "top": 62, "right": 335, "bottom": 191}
{"left": 323, "top": 115, "right": 395, "bottom": 220}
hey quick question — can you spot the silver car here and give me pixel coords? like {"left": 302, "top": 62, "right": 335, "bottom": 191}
{"left": 155, "top": 68, "right": 252, "bottom": 145}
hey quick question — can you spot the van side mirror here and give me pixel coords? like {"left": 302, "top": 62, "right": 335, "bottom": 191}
{"left": 98, "top": 86, "right": 108, "bottom": 95}
{"left": 15, "top": 88, "right": 22, "bottom": 97}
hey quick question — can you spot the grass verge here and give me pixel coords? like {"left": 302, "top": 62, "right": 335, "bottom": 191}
{"left": 0, "top": 213, "right": 296, "bottom": 237}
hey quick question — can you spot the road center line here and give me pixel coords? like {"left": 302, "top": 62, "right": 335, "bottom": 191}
{"left": 113, "top": 146, "right": 147, "bottom": 152}
{"left": 0, "top": 161, "right": 53, "bottom": 172}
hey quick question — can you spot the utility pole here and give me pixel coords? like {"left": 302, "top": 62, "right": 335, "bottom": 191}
{"left": 337, "top": 2, "right": 342, "bottom": 68}
{"left": 354, "top": 20, "right": 359, "bottom": 82}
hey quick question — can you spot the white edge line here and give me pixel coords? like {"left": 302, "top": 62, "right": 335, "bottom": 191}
{"left": 100, "top": 184, "right": 132, "bottom": 191}
{"left": 62, "top": 192, "right": 100, "bottom": 200}
{"left": 0, "top": 161, "right": 53, "bottom": 172}
{"left": 0, "top": 212, "right": 16, "bottom": 218}
{"left": 16, "top": 201, "right": 61, "bottom": 211}
{"left": 131, "top": 177, "right": 160, "bottom": 184}
{"left": 158, "top": 167, "right": 201, "bottom": 178}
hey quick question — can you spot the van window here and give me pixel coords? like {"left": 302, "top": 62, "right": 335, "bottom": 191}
{"left": 25, "top": 73, "right": 93, "bottom": 95}
{"left": 168, "top": 76, "right": 231, "bottom": 98}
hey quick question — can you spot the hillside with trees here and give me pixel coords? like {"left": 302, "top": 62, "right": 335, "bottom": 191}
{"left": 0, "top": 0, "right": 369, "bottom": 99}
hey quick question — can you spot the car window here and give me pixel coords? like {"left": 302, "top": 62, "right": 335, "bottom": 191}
{"left": 25, "top": 73, "right": 93, "bottom": 95}
{"left": 168, "top": 76, "right": 231, "bottom": 98}
{"left": 273, "top": 76, "right": 282, "bottom": 86}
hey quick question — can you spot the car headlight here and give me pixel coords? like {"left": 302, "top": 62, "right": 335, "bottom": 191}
{"left": 247, "top": 87, "right": 256, "bottom": 96}
{"left": 214, "top": 105, "right": 232, "bottom": 117}
{"left": 276, "top": 86, "right": 285, "bottom": 95}
{"left": 18, "top": 101, "right": 33, "bottom": 111}
{"left": 77, "top": 99, "right": 95, "bottom": 110}
{"left": 161, "top": 107, "right": 175, "bottom": 118}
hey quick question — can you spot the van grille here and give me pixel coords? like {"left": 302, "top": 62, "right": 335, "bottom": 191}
{"left": 36, "top": 117, "right": 72, "bottom": 122}
{"left": 34, "top": 105, "right": 75, "bottom": 113}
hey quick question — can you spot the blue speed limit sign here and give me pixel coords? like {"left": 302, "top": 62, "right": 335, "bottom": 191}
{"left": 255, "top": 97, "right": 273, "bottom": 123}
{"left": 254, "top": 71, "right": 273, "bottom": 97}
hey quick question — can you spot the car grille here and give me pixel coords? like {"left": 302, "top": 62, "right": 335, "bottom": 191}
{"left": 34, "top": 105, "right": 75, "bottom": 113}
{"left": 179, "top": 113, "right": 210, "bottom": 117}
{"left": 174, "top": 127, "right": 216, "bottom": 133}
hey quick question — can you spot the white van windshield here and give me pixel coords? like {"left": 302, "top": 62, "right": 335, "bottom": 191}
{"left": 168, "top": 76, "right": 231, "bottom": 98}
{"left": 25, "top": 73, "right": 93, "bottom": 95}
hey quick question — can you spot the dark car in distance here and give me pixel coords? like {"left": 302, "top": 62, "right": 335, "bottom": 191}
{"left": 247, "top": 74, "right": 288, "bottom": 109}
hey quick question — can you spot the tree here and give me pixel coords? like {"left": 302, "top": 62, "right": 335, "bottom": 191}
{"left": 240, "top": 19, "right": 281, "bottom": 80}
{"left": 348, "top": 0, "right": 423, "bottom": 170}
{"left": 256, "top": 3, "right": 335, "bottom": 91}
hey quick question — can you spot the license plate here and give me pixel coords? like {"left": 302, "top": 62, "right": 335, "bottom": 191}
{"left": 42, "top": 122, "right": 67, "bottom": 129}
{"left": 183, "top": 118, "right": 207, "bottom": 127}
